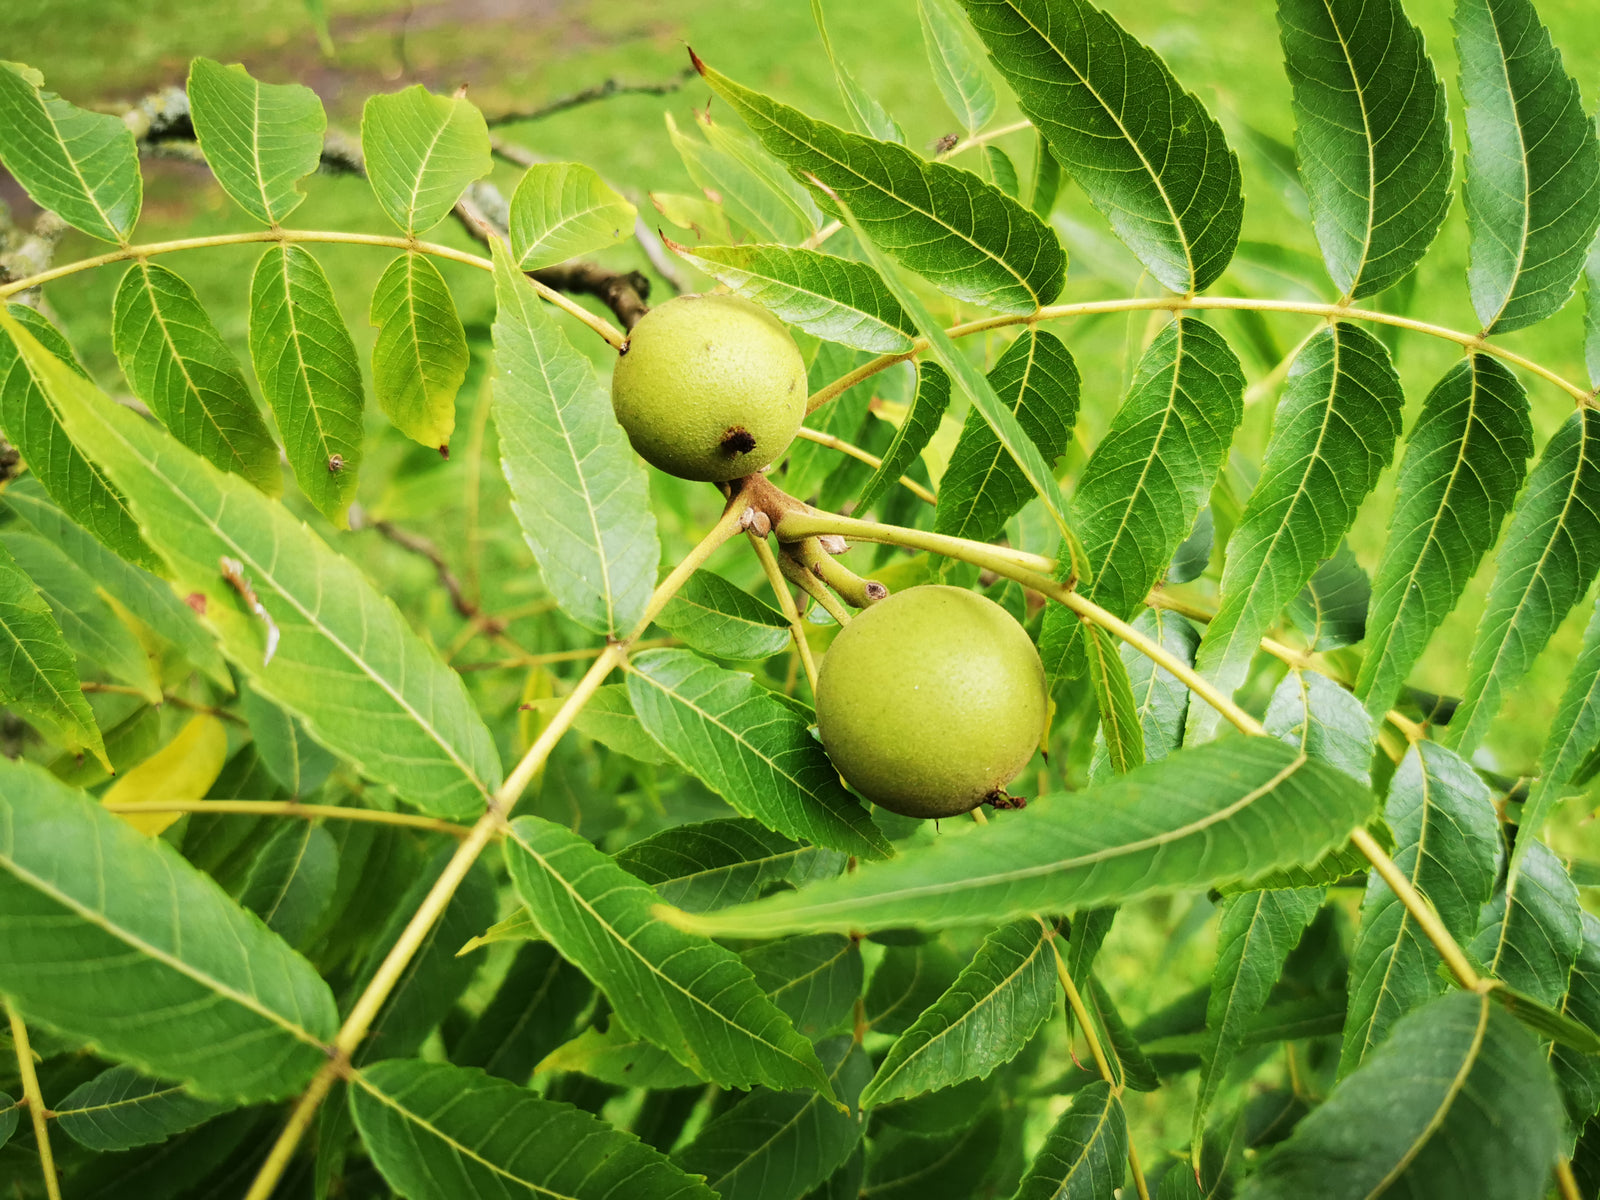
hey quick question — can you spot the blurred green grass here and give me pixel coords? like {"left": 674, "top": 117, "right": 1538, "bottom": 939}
{"left": 4, "top": 0, "right": 1599, "bottom": 780}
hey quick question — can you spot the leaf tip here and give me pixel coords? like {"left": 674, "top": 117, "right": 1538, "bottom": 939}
{"left": 686, "top": 45, "right": 707, "bottom": 77}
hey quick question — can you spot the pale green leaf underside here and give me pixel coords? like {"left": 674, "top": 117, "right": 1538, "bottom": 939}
{"left": 0, "top": 307, "right": 503, "bottom": 819}
{"left": 370, "top": 251, "right": 468, "bottom": 451}
{"left": 0, "top": 757, "right": 336, "bottom": 1102}
{"left": 919, "top": 0, "right": 997, "bottom": 135}
{"left": 361, "top": 84, "right": 492, "bottom": 235}
{"left": 1277, "top": 0, "right": 1453, "bottom": 299}
{"left": 1090, "top": 607, "right": 1199, "bottom": 781}
{"left": 509, "top": 161, "right": 637, "bottom": 270}
{"left": 958, "top": 0, "right": 1243, "bottom": 293}
{"left": 626, "top": 648, "right": 890, "bottom": 859}
{"left": 672, "top": 738, "right": 1374, "bottom": 938}
{"left": 667, "top": 240, "right": 915, "bottom": 355}
{"left": 503, "top": 815, "right": 832, "bottom": 1094}
{"left": 490, "top": 242, "right": 659, "bottom": 638}
{"left": 0, "top": 61, "right": 140, "bottom": 242}
{"left": 351, "top": 1059, "right": 716, "bottom": 1200}
{"left": 247, "top": 244, "right": 365, "bottom": 526}
{"left": 1244, "top": 992, "right": 1561, "bottom": 1200}
{"left": 1456, "top": 0, "right": 1600, "bottom": 334}
{"left": 112, "top": 259, "right": 281, "bottom": 492}
{"left": 653, "top": 571, "right": 792, "bottom": 662}
{"left": 54, "top": 1065, "right": 232, "bottom": 1152}
{"left": 697, "top": 56, "right": 1064, "bottom": 313}
{"left": 1188, "top": 322, "right": 1401, "bottom": 741}
{"left": 525, "top": 682, "right": 674, "bottom": 766}
{"left": 1085, "top": 621, "right": 1145, "bottom": 775}
{"left": 240, "top": 679, "right": 337, "bottom": 796}
{"left": 664, "top": 112, "right": 817, "bottom": 244}
{"left": 186, "top": 57, "right": 326, "bottom": 226}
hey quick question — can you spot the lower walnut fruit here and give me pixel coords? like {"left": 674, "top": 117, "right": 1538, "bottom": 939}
{"left": 610, "top": 293, "right": 806, "bottom": 482}
{"left": 815, "top": 585, "right": 1049, "bottom": 819}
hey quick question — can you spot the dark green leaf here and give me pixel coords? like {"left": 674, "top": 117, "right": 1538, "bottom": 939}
{"left": 1263, "top": 670, "right": 1374, "bottom": 786}
{"left": 1588, "top": 239, "right": 1600, "bottom": 388}
{"left": 0, "top": 757, "right": 337, "bottom": 1101}
{"left": 1242, "top": 992, "right": 1562, "bottom": 1200}
{"left": 743, "top": 934, "right": 863, "bottom": 1039}
{"left": 451, "top": 941, "right": 592, "bottom": 1085}
{"left": 361, "top": 84, "right": 491, "bottom": 235}
{"left": 935, "top": 329, "right": 1079, "bottom": 546}
{"left": 504, "top": 815, "right": 832, "bottom": 1094}
{"left": 863, "top": 917, "right": 1056, "bottom": 1106}
{"left": 54, "top": 1065, "right": 231, "bottom": 1152}
{"left": 1517, "top": 602, "right": 1600, "bottom": 874}
{"left": 1091, "top": 608, "right": 1199, "bottom": 781}
{"left": 667, "top": 240, "right": 914, "bottom": 355}
{"left": 1086, "top": 975, "right": 1159, "bottom": 1093}
{"left": 1354, "top": 355, "right": 1533, "bottom": 719}
{"left": 1455, "top": 0, "right": 1600, "bottom": 333}
{"left": 238, "top": 681, "right": 336, "bottom": 796}
{"left": 370, "top": 251, "right": 469, "bottom": 451}
{"left": 1015, "top": 1080, "right": 1125, "bottom": 1200}
{"left": 655, "top": 570, "right": 793, "bottom": 661}
{"left": 1342, "top": 742, "right": 1498, "bottom": 1073}
{"left": 0, "top": 62, "right": 140, "bottom": 242}
{"left": 615, "top": 818, "right": 846, "bottom": 914}
{"left": 627, "top": 649, "right": 889, "bottom": 859}
{"left": 247, "top": 244, "right": 365, "bottom": 526}
{"left": 351, "top": 1059, "right": 716, "bottom": 1200}
{"left": 865, "top": 1105, "right": 1005, "bottom": 1200}
{"left": 1277, "top": 0, "right": 1453, "bottom": 297}
{"left": 668, "top": 738, "right": 1375, "bottom": 937}
{"left": 0, "top": 304, "right": 156, "bottom": 571}
{"left": 1448, "top": 409, "right": 1600, "bottom": 754}
{"left": 1030, "top": 131, "right": 1062, "bottom": 219}
{"left": 491, "top": 242, "right": 659, "bottom": 638}
{"left": 675, "top": 1036, "right": 869, "bottom": 1200}
{"left": 1552, "top": 911, "right": 1600, "bottom": 1127}
{"left": 1188, "top": 324, "right": 1402, "bottom": 740}
{"left": 919, "top": 0, "right": 997, "bottom": 134}
{"left": 237, "top": 821, "right": 338, "bottom": 949}
{"left": 857, "top": 360, "right": 950, "bottom": 512}
{"left": 957, "top": 0, "right": 1243, "bottom": 292}
{"left": 186, "top": 58, "right": 325, "bottom": 226}
{"left": 1471, "top": 840, "right": 1581, "bottom": 1009}
{"left": 694, "top": 55, "right": 1064, "bottom": 313}
{"left": 1195, "top": 887, "right": 1323, "bottom": 1137}
{"left": 541, "top": 1020, "right": 706, "bottom": 1090}
{"left": 509, "top": 161, "right": 637, "bottom": 270}
{"left": 1287, "top": 541, "right": 1370, "bottom": 651}
{"left": 112, "top": 260, "right": 281, "bottom": 491}
{"left": 1084, "top": 621, "right": 1145, "bottom": 775}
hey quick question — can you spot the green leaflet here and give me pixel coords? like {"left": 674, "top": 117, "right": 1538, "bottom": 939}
{"left": 1354, "top": 355, "right": 1533, "bottom": 720}
{"left": 667, "top": 240, "right": 915, "bottom": 355}
{"left": 0, "top": 62, "right": 140, "bottom": 242}
{"left": 811, "top": 0, "right": 902, "bottom": 142}
{"left": 785, "top": 341, "right": 878, "bottom": 501}
{"left": 351, "top": 1059, "right": 716, "bottom": 1200}
{"left": 867, "top": 941, "right": 963, "bottom": 1036}
{"left": 360, "top": 84, "right": 491, "bottom": 235}
{"left": 525, "top": 682, "right": 674, "bottom": 766}
{"left": 626, "top": 649, "right": 890, "bottom": 859}
{"left": 1588, "top": 239, "right": 1600, "bottom": 388}
{"left": 742, "top": 934, "right": 862, "bottom": 1039}
{"left": 1552, "top": 911, "right": 1600, "bottom": 1129}
{"left": 450, "top": 941, "right": 592, "bottom": 1085}
{"left": 0, "top": 304, "right": 157, "bottom": 571}
{"left": 490, "top": 241, "right": 659, "bottom": 638}
{"left": 247, "top": 244, "right": 365, "bottom": 526}
{"left": 508, "top": 161, "right": 637, "bottom": 270}
{"left": 0, "top": 530, "right": 160, "bottom": 702}
{"left": 1084, "top": 622, "right": 1145, "bottom": 775}
{"left": 614, "top": 817, "right": 846, "bottom": 914}
{"left": 674, "top": 1037, "right": 869, "bottom": 1200}
{"left": 664, "top": 112, "right": 818, "bottom": 244}
{"left": 0, "top": 307, "right": 504, "bottom": 819}
{"left": 670, "top": 738, "right": 1374, "bottom": 937}
{"left": 503, "top": 815, "right": 832, "bottom": 1094}
{"left": 1030, "top": 131, "right": 1062, "bottom": 219}
{"left": 1243, "top": 992, "right": 1561, "bottom": 1200}
{"left": 1187, "top": 323, "right": 1402, "bottom": 742}
{"left": 0, "top": 536, "right": 105, "bottom": 766}
{"left": 1516, "top": 603, "right": 1600, "bottom": 878}
{"left": 239, "top": 681, "right": 336, "bottom": 795}
{"left": 112, "top": 260, "right": 281, "bottom": 491}
{"left": 957, "top": 0, "right": 1243, "bottom": 293}
{"left": 857, "top": 360, "right": 950, "bottom": 512}
{"left": 1277, "top": 0, "right": 1453, "bottom": 299}
{"left": 654, "top": 570, "right": 793, "bottom": 661}
{"left": 694, "top": 55, "right": 1064, "bottom": 313}
{"left": 934, "top": 329, "right": 1080, "bottom": 547}
{"left": 540, "top": 1021, "right": 705, "bottom": 1090}
{"left": 1471, "top": 840, "right": 1582, "bottom": 1009}
{"left": 0, "top": 758, "right": 337, "bottom": 1101}
{"left": 1287, "top": 541, "right": 1370, "bottom": 651}
{"left": 54, "top": 1065, "right": 232, "bottom": 1152}
{"left": 1015, "top": 1081, "right": 1126, "bottom": 1200}
{"left": 918, "top": 0, "right": 997, "bottom": 135}
{"left": 186, "top": 58, "right": 326, "bottom": 226}
{"left": 1264, "top": 670, "right": 1374, "bottom": 786}
{"left": 866, "top": 1106, "right": 1006, "bottom": 1199}
{"left": 1089, "top": 608, "right": 1199, "bottom": 782}
{"left": 1448, "top": 409, "right": 1600, "bottom": 755}
{"left": 1194, "top": 887, "right": 1323, "bottom": 1140}
{"left": 1341, "top": 742, "right": 1498, "bottom": 1075}
{"left": 1455, "top": 0, "right": 1600, "bottom": 334}
{"left": 237, "top": 821, "right": 338, "bottom": 949}
{"left": 862, "top": 917, "right": 1056, "bottom": 1107}
{"left": 369, "top": 251, "right": 468, "bottom": 451}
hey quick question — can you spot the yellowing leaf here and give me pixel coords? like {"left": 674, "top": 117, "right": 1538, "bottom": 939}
{"left": 102, "top": 715, "right": 229, "bottom": 835}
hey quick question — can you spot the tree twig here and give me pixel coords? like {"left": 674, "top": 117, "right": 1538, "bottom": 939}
{"left": 483, "top": 68, "right": 696, "bottom": 127}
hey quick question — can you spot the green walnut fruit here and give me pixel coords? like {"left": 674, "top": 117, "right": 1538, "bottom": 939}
{"left": 815, "top": 585, "right": 1048, "bottom": 819}
{"left": 611, "top": 293, "right": 807, "bottom": 482}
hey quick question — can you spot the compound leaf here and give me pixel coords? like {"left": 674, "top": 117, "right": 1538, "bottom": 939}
{"left": 361, "top": 84, "right": 491, "bottom": 235}
{"left": 186, "top": 57, "right": 325, "bottom": 226}
{"left": 1015, "top": 1080, "right": 1125, "bottom": 1200}
{"left": 654, "top": 571, "right": 792, "bottom": 662}
{"left": 509, "top": 161, "right": 637, "bottom": 270}
{"left": 369, "top": 251, "right": 468, "bottom": 451}
{"left": 614, "top": 818, "right": 845, "bottom": 914}
{"left": 54, "top": 1065, "right": 231, "bottom": 1153}
{"left": 857, "top": 359, "right": 951, "bottom": 512}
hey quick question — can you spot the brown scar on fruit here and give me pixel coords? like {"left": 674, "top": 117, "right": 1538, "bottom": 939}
{"left": 719, "top": 427, "right": 757, "bottom": 456}
{"left": 984, "top": 789, "right": 1027, "bottom": 811}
